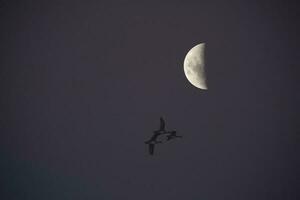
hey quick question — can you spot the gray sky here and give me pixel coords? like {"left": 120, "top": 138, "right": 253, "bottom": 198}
{"left": 1, "top": 0, "right": 299, "bottom": 199}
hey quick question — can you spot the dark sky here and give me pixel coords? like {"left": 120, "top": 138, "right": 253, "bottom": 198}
{"left": 1, "top": 0, "right": 299, "bottom": 199}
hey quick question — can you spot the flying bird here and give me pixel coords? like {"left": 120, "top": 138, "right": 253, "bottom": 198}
{"left": 145, "top": 117, "right": 180, "bottom": 155}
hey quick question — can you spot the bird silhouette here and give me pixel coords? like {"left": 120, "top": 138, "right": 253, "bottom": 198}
{"left": 145, "top": 117, "right": 181, "bottom": 155}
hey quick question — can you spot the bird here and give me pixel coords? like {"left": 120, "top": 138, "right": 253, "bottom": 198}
{"left": 145, "top": 117, "right": 181, "bottom": 155}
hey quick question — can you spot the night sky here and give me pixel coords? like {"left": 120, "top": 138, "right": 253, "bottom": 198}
{"left": 1, "top": 0, "right": 299, "bottom": 199}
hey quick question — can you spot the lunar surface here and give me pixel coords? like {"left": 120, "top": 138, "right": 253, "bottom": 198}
{"left": 183, "top": 43, "right": 207, "bottom": 90}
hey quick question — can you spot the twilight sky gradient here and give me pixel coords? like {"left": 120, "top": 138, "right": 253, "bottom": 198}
{"left": 0, "top": 0, "right": 299, "bottom": 199}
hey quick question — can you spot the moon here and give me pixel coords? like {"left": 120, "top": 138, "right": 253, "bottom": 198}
{"left": 183, "top": 43, "right": 207, "bottom": 90}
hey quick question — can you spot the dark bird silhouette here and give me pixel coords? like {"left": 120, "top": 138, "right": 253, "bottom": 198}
{"left": 145, "top": 117, "right": 182, "bottom": 155}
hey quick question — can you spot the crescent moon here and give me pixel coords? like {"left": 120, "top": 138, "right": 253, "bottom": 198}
{"left": 183, "top": 43, "right": 207, "bottom": 90}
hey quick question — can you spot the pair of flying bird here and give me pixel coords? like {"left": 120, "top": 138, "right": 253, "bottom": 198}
{"left": 145, "top": 117, "right": 182, "bottom": 155}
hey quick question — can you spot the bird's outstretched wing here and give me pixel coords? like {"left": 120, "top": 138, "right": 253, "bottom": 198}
{"left": 149, "top": 144, "right": 155, "bottom": 155}
{"left": 159, "top": 117, "right": 165, "bottom": 131}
